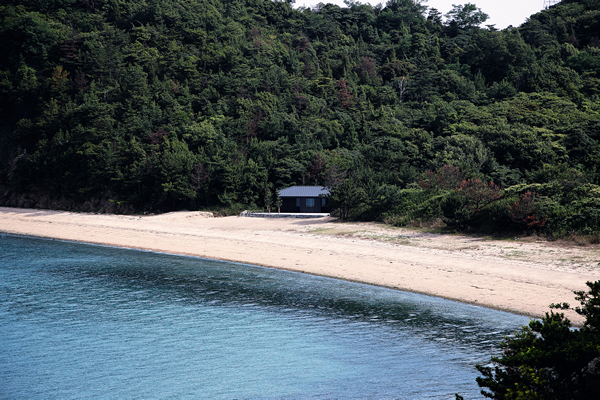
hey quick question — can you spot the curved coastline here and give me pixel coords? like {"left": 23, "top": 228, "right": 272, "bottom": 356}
{"left": 1, "top": 206, "right": 598, "bottom": 324}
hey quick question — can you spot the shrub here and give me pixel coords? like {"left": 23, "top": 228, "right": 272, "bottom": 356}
{"left": 476, "top": 281, "right": 600, "bottom": 399}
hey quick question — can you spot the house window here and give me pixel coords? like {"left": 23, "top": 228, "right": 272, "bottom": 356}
{"left": 296, "top": 198, "right": 300, "bottom": 207}
{"left": 306, "top": 198, "right": 315, "bottom": 208}
{"left": 321, "top": 197, "right": 326, "bottom": 207}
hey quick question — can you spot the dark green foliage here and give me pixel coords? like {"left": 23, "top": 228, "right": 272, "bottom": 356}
{"left": 327, "top": 175, "right": 366, "bottom": 220}
{"left": 476, "top": 281, "right": 600, "bottom": 399}
{"left": 445, "top": 3, "right": 489, "bottom": 30}
{"left": 0, "top": 0, "right": 598, "bottom": 234}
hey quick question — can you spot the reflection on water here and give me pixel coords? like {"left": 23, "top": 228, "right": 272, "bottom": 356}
{"left": 0, "top": 235, "right": 529, "bottom": 399}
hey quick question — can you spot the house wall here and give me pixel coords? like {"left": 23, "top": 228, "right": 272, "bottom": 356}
{"left": 279, "top": 197, "right": 330, "bottom": 213}
{"left": 280, "top": 197, "right": 299, "bottom": 213}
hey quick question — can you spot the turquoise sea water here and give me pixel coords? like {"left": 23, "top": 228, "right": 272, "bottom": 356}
{"left": 0, "top": 235, "right": 530, "bottom": 399}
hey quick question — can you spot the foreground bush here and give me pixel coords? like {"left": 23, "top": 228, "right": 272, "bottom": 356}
{"left": 475, "top": 281, "right": 600, "bottom": 399}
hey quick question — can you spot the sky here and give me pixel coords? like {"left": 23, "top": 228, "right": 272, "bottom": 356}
{"left": 293, "top": 0, "right": 551, "bottom": 29}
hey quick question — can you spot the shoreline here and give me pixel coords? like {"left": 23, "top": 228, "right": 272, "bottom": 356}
{"left": 2, "top": 207, "right": 599, "bottom": 324}
{"left": 4, "top": 230, "right": 524, "bottom": 317}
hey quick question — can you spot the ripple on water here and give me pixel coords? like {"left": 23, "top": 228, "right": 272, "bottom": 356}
{"left": 0, "top": 235, "right": 530, "bottom": 399}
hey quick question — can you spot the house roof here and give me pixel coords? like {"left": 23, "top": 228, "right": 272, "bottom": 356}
{"left": 279, "top": 186, "right": 330, "bottom": 197}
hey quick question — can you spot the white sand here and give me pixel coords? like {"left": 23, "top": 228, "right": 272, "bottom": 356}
{"left": 2, "top": 207, "right": 599, "bottom": 324}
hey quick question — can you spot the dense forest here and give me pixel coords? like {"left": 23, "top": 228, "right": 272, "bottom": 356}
{"left": 1, "top": 0, "right": 599, "bottom": 236}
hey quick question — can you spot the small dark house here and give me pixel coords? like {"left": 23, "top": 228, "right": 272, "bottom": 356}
{"left": 278, "top": 186, "right": 331, "bottom": 213}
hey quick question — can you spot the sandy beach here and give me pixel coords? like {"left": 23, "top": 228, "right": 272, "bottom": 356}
{"left": 1, "top": 206, "right": 599, "bottom": 324}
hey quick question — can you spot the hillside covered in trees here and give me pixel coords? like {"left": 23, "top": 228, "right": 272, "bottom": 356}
{"left": 1, "top": 0, "right": 600, "bottom": 237}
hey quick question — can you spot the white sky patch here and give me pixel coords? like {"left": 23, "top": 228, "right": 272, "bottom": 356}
{"left": 293, "top": 0, "right": 549, "bottom": 29}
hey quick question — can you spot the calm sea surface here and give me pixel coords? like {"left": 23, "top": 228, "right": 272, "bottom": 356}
{"left": 0, "top": 235, "right": 530, "bottom": 399}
